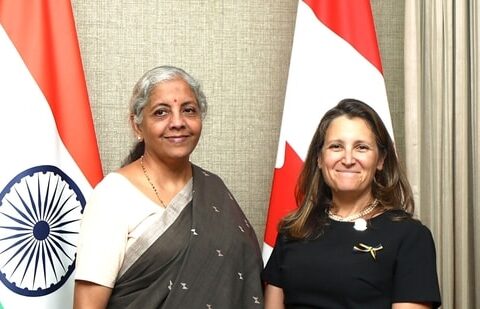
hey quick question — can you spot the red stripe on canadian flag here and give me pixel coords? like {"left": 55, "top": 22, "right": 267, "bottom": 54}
{"left": 0, "top": 1, "right": 102, "bottom": 308}
{"left": 263, "top": 0, "right": 394, "bottom": 263}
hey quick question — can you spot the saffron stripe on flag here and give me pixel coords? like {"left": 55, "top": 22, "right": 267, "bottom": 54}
{"left": 263, "top": 0, "right": 393, "bottom": 264}
{"left": 0, "top": 1, "right": 103, "bottom": 308}
{"left": 0, "top": 0, "right": 103, "bottom": 186}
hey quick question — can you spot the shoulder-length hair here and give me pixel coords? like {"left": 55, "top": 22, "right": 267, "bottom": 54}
{"left": 279, "top": 98, "right": 414, "bottom": 240}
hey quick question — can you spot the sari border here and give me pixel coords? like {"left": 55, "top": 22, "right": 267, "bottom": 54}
{"left": 118, "top": 178, "right": 193, "bottom": 278}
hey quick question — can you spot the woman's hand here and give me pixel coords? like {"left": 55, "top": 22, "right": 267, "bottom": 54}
{"left": 265, "top": 284, "right": 285, "bottom": 309}
{"left": 73, "top": 280, "right": 112, "bottom": 309}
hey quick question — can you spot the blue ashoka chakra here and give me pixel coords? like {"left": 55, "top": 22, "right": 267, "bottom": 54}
{"left": 0, "top": 165, "right": 86, "bottom": 297}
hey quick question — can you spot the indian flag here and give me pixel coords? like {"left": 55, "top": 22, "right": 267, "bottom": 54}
{"left": 0, "top": 1, "right": 103, "bottom": 307}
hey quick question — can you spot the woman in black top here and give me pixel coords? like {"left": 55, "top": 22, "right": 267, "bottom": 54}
{"left": 262, "top": 99, "right": 441, "bottom": 308}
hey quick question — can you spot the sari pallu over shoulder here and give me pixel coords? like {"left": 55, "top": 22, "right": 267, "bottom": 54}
{"left": 107, "top": 165, "right": 264, "bottom": 308}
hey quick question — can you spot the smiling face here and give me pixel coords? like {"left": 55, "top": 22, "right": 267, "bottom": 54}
{"left": 133, "top": 78, "right": 202, "bottom": 164}
{"left": 317, "top": 115, "right": 384, "bottom": 200}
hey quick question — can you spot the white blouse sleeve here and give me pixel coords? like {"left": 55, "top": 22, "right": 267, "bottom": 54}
{"left": 75, "top": 174, "right": 129, "bottom": 288}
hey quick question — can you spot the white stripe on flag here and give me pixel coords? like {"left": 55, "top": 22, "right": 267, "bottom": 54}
{"left": 276, "top": 1, "right": 393, "bottom": 167}
{"left": 0, "top": 25, "right": 92, "bottom": 309}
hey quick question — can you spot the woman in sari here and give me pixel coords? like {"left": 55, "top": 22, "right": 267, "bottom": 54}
{"left": 74, "top": 65, "right": 263, "bottom": 308}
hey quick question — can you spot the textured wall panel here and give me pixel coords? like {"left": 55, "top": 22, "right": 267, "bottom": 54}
{"left": 72, "top": 0, "right": 404, "bottom": 243}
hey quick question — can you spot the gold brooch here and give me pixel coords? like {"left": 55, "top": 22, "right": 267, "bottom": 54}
{"left": 353, "top": 243, "right": 383, "bottom": 260}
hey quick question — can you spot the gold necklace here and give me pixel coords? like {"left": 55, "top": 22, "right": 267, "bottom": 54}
{"left": 140, "top": 155, "right": 167, "bottom": 207}
{"left": 327, "top": 199, "right": 379, "bottom": 222}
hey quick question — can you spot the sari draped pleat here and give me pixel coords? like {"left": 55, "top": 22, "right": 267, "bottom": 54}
{"left": 107, "top": 165, "right": 263, "bottom": 308}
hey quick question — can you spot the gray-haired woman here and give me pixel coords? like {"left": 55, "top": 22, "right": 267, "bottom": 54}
{"left": 74, "top": 66, "right": 263, "bottom": 308}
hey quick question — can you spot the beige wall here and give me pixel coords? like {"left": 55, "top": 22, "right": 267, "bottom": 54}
{"left": 72, "top": 0, "right": 404, "bottom": 242}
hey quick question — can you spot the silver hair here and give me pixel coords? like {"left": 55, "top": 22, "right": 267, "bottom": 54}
{"left": 129, "top": 65, "right": 207, "bottom": 124}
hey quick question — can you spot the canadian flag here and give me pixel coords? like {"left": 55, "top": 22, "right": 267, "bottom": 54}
{"left": 0, "top": 1, "right": 103, "bottom": 308}
{"left": 263, "top": 0, "right": 395, "bottom": 263}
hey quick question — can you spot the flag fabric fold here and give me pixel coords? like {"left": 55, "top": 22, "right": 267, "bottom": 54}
{"left": 0, "top": 1, "right": 103, "bottom": 307}
{"left": 263, "top": 0, "right": 394, "bottom": 263}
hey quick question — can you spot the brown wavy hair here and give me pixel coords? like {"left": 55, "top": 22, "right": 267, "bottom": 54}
{"left": 279, "top": 98, "right": 414, "bottom": 240}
